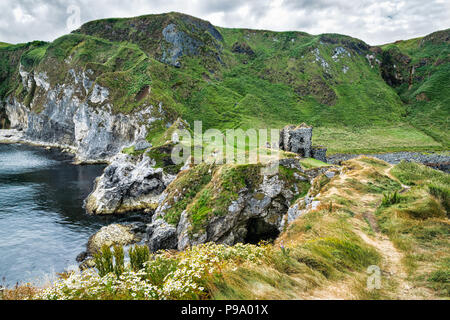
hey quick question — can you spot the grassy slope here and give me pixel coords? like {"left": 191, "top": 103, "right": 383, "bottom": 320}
{"left": 1, "top": 13, "right": 447, "bottom": 153}
{"left": 377, "top": 161, "right": 450, "bottom": 297}
{"left": 209, "top": 157, "right": 449, "bottom": 299}
{"left": 68, "top": 15, "right": 450, "bottom": 152}
{"left": 3, "top": 157, "right": 448, "bottom": 300}
{"left": 380, "top": 29, "right": 450, "bottom": 147}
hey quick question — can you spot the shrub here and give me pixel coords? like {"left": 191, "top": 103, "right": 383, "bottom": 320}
{"left": 428, "top": 269, "right": 449, "bottom": 283}
{"left": 144, "top": 255, "right": 178, "bottom": 287}
{"left": 129, "top": 245, "right": 150, "bottom": 272}
{"left": 428, "top": 183, "right": 450, "bottom": 214}
{"left": 35, "top": 242, "right": 269, "bottom": 300}
{"left": 94, "top": 245, "right": 114, "bottom": 277}
{"left": 382, "top": 191, "right": 401, "bottom": 206}
{"left": 113, "top": 245, "right": 125, "bottom": 277}
{"left": 402, "top": 197, "right": 446, "bottom": 220}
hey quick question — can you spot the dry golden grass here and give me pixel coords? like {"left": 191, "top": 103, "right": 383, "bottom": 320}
{"left": 209, "top": 157, "right": 447, "bottom": 300}
{"left": 3, "top": 284, "right": 41, "bottom": 300}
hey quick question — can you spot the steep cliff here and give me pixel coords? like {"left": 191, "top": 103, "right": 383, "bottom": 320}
{"left": 145, "top": 158, "right": 336, "bottom": 251}
{"left": 0, "top": 35, "right": 178, "bottom": 162}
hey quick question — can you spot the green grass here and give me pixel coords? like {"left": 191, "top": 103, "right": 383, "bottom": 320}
{"left": 376, "top": 161, "right": 450, "bottom": 297}
{"left": 20, "top": 42, "right": 49, "bottom": 68}
{"left": 313, "top": 124, "right": 443, "bottom": 154}
{"left": 163, "top": 163, "right": 214, "bottom": 225}
{"left": 380, "top": 29, "right": 450, "bottom": 148}
{"left": 391, "top": 160, "right": 450, "bottom": 186}
{"left": 299, "top": 158, "right": 331, "bottom": 169}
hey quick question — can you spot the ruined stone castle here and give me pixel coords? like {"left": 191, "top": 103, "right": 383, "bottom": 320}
{"left": 279, "top": 123, "right": 327, "bottom": 162}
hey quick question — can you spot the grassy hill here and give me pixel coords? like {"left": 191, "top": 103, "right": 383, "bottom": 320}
{"left": 0, "top": 12, "right": 448, "bottom": 153}
{"left": 380, "top": 29, "right": 450, "bottom": 147}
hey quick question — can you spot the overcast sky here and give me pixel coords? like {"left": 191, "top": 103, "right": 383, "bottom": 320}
{"left": 1, "top": 0, "right": 449, "bottom": 45}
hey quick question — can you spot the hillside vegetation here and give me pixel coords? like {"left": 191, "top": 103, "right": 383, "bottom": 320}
{"left": 380, "top": 29, "right": 450, "bottom": 147}
{"left": 0, "top": 12, "right": 448, "bottom": 153}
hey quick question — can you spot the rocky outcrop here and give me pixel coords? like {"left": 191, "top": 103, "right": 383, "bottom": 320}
{"left": 284, "top": 168, "right": 340, "bottom": 225}
{"left": 86, "top": 224, "right": 139, "bottom": 255}
{"left": 85, "top": 152, "right": 177, "bottom": 215}
{"left": 5, "top": 66, "right": 165, "bottom": 163}
{"left": 77, "top": 222, "right": 146, "bottom": 270}
{"left": 75, "top": 12, "right": 224, "bottom": 69}
{"left": 232, "top": 42, "right": 255, "bottom": 56}
{"left": 146, "top": 219, "right": 178, "bottom": 252}
{"left": 146, "top": 159, "right": 337, "bottom": 252}
{"left": 0, "top": 129, "right": 23, "bottom": 143}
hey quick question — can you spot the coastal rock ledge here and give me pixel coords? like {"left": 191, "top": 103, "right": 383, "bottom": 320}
{"left": 85, "top": 153, "right": 176, "bottom": 215}
{"left": 146, "top": 159, "right": 338, "bottom": 252}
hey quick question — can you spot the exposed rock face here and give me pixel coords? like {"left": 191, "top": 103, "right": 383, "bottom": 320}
{"left": 285, "top": 167, "right": 340, "bottom": 225}
{"left": 134, "top": 140, "right": 152, "bottom": 151}
{"left": 161, "top": 23, "right": 203, "bottom": 68}
{"left": 279, "top": 124, "right": 313, "bottom": 157}
{"left": 146, "top": 159, "right": 336, "bottom": 252}
{"left": 5, "top": 67, "right": 164, "bottom": 163}
{"left": 146, "top": 219, "right": 178, "bottom": 252}
{"left": 85, "top": 153, "right": 176, "bottom": 215}
{"left": 160, "top": 21, "right": 224, "bottom": 68}
{"left": 0, "top": 129, "right": 23, "bottom": 143}
{"left": 231, "top": 42, "right": 255, "bottom": 56}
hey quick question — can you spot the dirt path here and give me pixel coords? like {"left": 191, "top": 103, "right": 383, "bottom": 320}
{"left": 307, "top": 162, "right": 432, "bottom": 300}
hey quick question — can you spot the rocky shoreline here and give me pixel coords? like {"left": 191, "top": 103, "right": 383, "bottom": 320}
{"left": 0, "top": 129, "right": 82, "bottom": 162}
{"left": 2, "top": 129, "right": 449, "bottom": 271}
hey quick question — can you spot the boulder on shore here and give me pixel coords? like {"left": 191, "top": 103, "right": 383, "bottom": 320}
{"left": 86, "top": 224, "right": 138, "bottom": 255}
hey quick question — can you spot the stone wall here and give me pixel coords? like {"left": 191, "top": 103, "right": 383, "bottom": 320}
{"left": 312, "top": 146, "right": 327, "bottom": 163}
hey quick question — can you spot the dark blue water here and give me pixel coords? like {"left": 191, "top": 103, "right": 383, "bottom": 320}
{"left": 0, "top": 144, "right": 109, "bottom": 286}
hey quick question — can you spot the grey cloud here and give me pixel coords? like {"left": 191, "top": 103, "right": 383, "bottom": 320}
{"left": 283, "top": 0, "right": 357, "bottom": 11}
{"left": 197, "top": 0, "right": 246, "bottom": 14}
{"left": 0, "top": 0, "right": 448, "bottom": 45}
